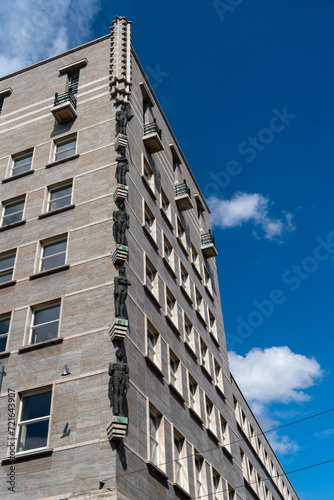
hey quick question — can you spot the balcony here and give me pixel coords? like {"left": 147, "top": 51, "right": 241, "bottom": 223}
{"left": 143, "top": 119, "right": 164, "bottom": 153}
{"left": 175, "top": 180, "right": 194, "bottom": 211}
{"left": 51, "top": 90, "right": 77, "bottom": 123}
{"left": 201, "top": 232, "right": 218, "bottom": 258}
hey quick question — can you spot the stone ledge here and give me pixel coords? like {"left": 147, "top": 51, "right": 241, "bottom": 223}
{"left": 111, "top": 245, "right": 128, "bottom": 265}
{"left": 144, "top": 285, "right": 161, "bottom": 309}
{"left": 109, "top": 318, "right": 128, "bottom": 341}
{"left": 106, "top": 415, "right": 128, "bottom": 441}
{"left": 146, "top": 461, "right": 168, "bottom": 480}
{"left": 169, "top": 383, "right": 185, "bottom": 403}
{"left": 2, "top": 448, "right": 53, "bottom": 465}
{"left": 145, "top": 356, "right": 164, "bottom": 379}
{"left": 0, "top": 220, "right": 26, "bottom": 232}
{"left": 18, "top": 337, "right": 64, "bottom": 353}
{"left": 0, "top": 280, "right": 16, "bottom": 290}
{"left": 0, "top": 351, "right": 10, "bottom": 359}
{"left": 115, "top": 134, "right": 128, "bottom": 151}
{"left": 113, "top": 185, "right": 128, "bottom": 203}
{"left": 1, "top": 170, "right": 34, "bottom": 184}
{"left": 38, "top": 204, "right": 75, "bottom": 219}
{"left": 45, "top": 153, "right": 80, "bottom": 169}
{"left": 29, "top": 265, "right": 70, "bottom": 280}
{"left": 172, "top": 482, "right": 192, "bottom": 499}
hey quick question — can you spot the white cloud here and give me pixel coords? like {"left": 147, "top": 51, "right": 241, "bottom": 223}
{"left": 228, "top": 347, "right": 323, "bottom": 404}
{"left": 208, "top": 192, "right": 296, "bottom": 241}
{"left": 314, "top": 428, "right": 334, "bottom": 439}
{"left": 0, "top": 0, "right": 101, "bottom": 77}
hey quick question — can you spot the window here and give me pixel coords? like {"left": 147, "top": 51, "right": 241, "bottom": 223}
{"left": 0, "top": 314, "right": 10, "bottom": 352}
{"left": 48, "top": 183, "right": 72, "bottom": 212}
{"left": 180, "top": 264, "right": 191, "bottom": 296}
{"left": 163, "top": 235, "right": 175, "bottom": 269}
{"left": 161, "top": 189, "right": 171, "bottom": 221}
{"left": 0, "top": 251, "right": 16, "bottom": 283}
{"left": 204, "top": 267, "right": 213, "bottom": 296}
{"left": 200, "top": 340, "right": 208, "bottom": 367}
{"left": 195, "top": 456, "right": 204, "bottom": 498}
{"left": 220, "top": 415, "right": 229, "bottom": 449}
{"left": 191, "top": 244, "right": 201, "bottom": 276}
{"left": 68, "top": 72, "right": 79, "bottom": 95}
{"left": 214, "top": 361, "right": 224, "bottom": 394}
{"left": 184, "top": 315, "right": 194, "bottom": 346}
{"left": 228, "top": 486, "right": 236, "bottom": 500}
{"left": 241, "top": 450, "right": 248, "bottom": 478}
{"left": 146, "top": 320, "right": 161, "bottom": 369}
{"left": 169, "top": 350, "right": 182, "bottom": 394}
{"left": 54, "top": 136, "right": 76, "bottom": 162}
{"left": 212, "top": 471, "right": 222, "bottom": 500}
{"left": 30, "top": 302, "right": 60, "bottom": 344}
{"left": 1, "top": 197, "right": 25, "bottom": 226}
{"left": 166, "top": 288, "right": 176, "bottom": 324}
{"left": 149, "top": 407, "right": 163, "bottom": 468}
{"left": 17, "top": 390, "right": 52, "bottom": 453}
{"left": 40, "top": 237, "right": 67, "bottom": 271}
{"left": 177, "top": 218, "right": 186, "bottom": 248}
{"left": 174, "top": 433, "right": 185, "bottom": 488}
{"left": 188, "top": 375, "right": 200, "bottom": 416}
{"left": 209, "top": 311, "right": 217, "bottom": 339}
{"left": 142, "top": 157, "right": 154, "bottom": 191}
{"left": 206, "top": 398, "right": 214, "bottom": 432}
{"left": 12, "top": 151, "right": 33, "bottom": 176}
{"left": 195, "top": 289, "right": 205, "bottom": 320}
{"left": 144, "top": 203, "right": 156, "bottom": 243}
{"left": 145, "top": 257, "right": 157, "bottom": 293}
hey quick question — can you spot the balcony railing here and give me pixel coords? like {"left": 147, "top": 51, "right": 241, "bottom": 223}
{"left": 175, "top": 180, "right": 191, "bottom": 198}
{"left": 201, "top": 232, "right": 215, "bottom": 246}
{"left": 54, "top": 90, "right": 77, "bottom": 109}
{"left": 144, "top": 119, "right": 162, "bottom": 139}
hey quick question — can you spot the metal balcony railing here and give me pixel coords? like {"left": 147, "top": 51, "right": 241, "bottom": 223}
{"left": 54, "top": 90, "right": 77, "bottom": 109}
{"left": 143, "top": 119, "right": 162, "bottom": 139}
{"left": 175, "top": 180, "right": 191, "bottom": 198}
{"left": 201, "top": 232, "right": 215, "bottom": 246}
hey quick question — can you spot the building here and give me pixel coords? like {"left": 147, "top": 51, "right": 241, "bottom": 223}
{"left": 0, "top": 16, "right": 299, "bottom": 500}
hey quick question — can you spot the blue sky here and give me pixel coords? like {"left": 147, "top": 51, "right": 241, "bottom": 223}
{"left": 1, "top": 1, "right": 334, "bottom": 498}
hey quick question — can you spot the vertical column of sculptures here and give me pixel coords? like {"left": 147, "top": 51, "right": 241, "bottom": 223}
{"left": 107, "top": 103, "right": 133, "bottom": 441}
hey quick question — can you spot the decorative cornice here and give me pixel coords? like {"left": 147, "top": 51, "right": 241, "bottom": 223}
{"left": 109, "top": 17, "right": 132, "bottom": 103}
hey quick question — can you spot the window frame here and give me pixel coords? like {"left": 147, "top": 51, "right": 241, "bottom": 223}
{"left": 54, "top": 135, "right": 77, "bottom": 162}
{"left": 29, "top": 301, "right": 61, "bottom": 345}
{"left": 16, "top": 388, "right": 52, "bottom": 454}
{"left": 0, "top": 250, "right": 16, "bottom": 284}
{"left": 0, "top": 313, "right": 10, "bottom": 352}
{"left": 48, "top": 181, "right": 73, "bottom": 213}
{"left": 40, "top": 236, "right": 67, "bottom": 272}
{"left": 1, "top": 196, "right": 25, "bottom": 227}
{"left": 11, "top": 151, "right": 33, "bottom": 177}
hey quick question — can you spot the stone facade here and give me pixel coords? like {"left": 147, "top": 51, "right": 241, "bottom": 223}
{"left": 0, "top": 18, "right": 299, "bottom": 500}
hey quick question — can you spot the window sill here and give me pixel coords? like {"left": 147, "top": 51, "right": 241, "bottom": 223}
{"left": 223, "top": 445, "right": 233, "bottom": 461}
{"left": 172, "top": 483, "right": 192, "bottom": 499}
{"left": 145, "top": 355, "right": 164, "bottom": 379}
{"left": 201, "top": 363, "right": 213, "bottom": 381}
{"left": 143, "top": 224, "right": 159, "bottom": 250}
{"left": 146, "top": 461, "right": 168, "bottom": 480}
{"left": 45, "top": 153, "right": 79, "bottom": 169}
{"left": 29, "top": 265, "right": 70, "bottom": 280}
{"left": 0, "top": 280, "right": 16, "bottom": 290}
{"left": 184, "top": 341, "right": 198, "bottom": 360}
{"left": 160, "top": 207, "right": 173, "bottom": 231}
{"left": 165, "top": 314, "right": 181, "bottom": 337}
{"left": 177, "top": 236, "right": 189, "bottom": 256}
{"left": 169, "top": 383, "right": 185, "bottom": 403}
{"left": 18, "top": 337, "right": 63, "bottom": 353}
{"left": 38, "top": 204, "right": 75, "bottom": 219}
{"left": 0, "top": 350, "right": 10, "bottom": 359}
{"left": 144, "top": 284, "right": 161, "bottom": 309}
{"left": 0, "top": 220, "right": 26, "bottom": 232}
{"left": 196, "top": 309, "right": 207, "bottom": 326}
{"left": 205, "top": 285, "right": 215, "bottom": 302}
{"left": 191, "top": 261, "right": 202, "bottom": 281}
{"left": 209, "top": 330, "right": 219, "bottom": 348}
{"left": 162, "top": 256, "right": 177, "bottom": 280}
{"left": 2, "top": 169, "right": 34, "bottom": 184}
{"left": 215, "top": 384, "right": 226, "bottom": 401}
{"left": 188, "top": 406, "right": 203, "bottom": 425}
{"left": 142, "top": 174, "right": 157, "bottom": 200}
{"left": 2, "top": 448, "right": 53, "bottom": 464}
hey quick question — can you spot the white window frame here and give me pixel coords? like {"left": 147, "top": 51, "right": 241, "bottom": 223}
{"left": 54, "top": 136, "right": 77, "bottom": 162}
{"left": 0, "top": 314, "right": 10, "bottom": 352}
{"left": 30, "top": 301, "right": 61, "bottom": 345}
{"left": 48, "top": 182, "right": 72, "bottom": 212}
{"left": 11, "top": 151, "right": 33, "bottom": 177}
{"left": 16, "top": 388, "right": 52, "bottom": 454}
{"left": 0, "top": 251, "right": 16, "bottom": 284}
{"left": 145, "top": 257, "right": 157, "bottom": 294}
{"left": 40, "top": 236, "right": 67, "bottom": 272}
{"left": 146, "top": 319, "right": 161, "bottom": 370}
{"left": 1, "top": 197, "right": 25, "bottom": 227}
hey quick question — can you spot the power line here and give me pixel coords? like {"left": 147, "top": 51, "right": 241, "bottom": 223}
{"left": 100, "top": 406, "right": 334, "bottom": 483}
{"left": 191, "top": 458, "right": 334, "bottom": 500}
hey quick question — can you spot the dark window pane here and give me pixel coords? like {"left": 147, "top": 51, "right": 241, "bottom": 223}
{"left": 51, "top": 186, "right": 72, "bottom": 200}
{"left": 34, "top": 305, "right": 60, "bottom": 326}
{"left": 32, "top": 321, "right": 59, "bottom": 343}
{"left": 0, "top": 335, "right": 8, "bottom": 352}
{"left": 22, "top": 392, "right": 51, "bottom": 420}
{"left": 43, "top": 240, "right": 66, "bottom": 258}
{"left": 5, "top": 201, "right": 24, "bottom": 216}
{"left": 41, "top": 254, "right": 66, "bottom": 271}
{"left": 0, "top": 270, "right": 13, "bottom": 283}
{"left": 49, "top": 196, "right": 71, "bottom": 211}
{"left": 18, "top": 420, "right": 49, "bottom": 452}
{"left": 0, "top": 254, "right": 15, "bottom": 271}
{"left": 3, "top": 212, "right": 22, "bottom": 225}
{"left": 0, "top": 317, "right": 10, "bottom": 335}
{"left": 13, "top": 154, "right": 32, "bottom": 175}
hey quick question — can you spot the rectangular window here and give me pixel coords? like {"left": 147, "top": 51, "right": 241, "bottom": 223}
{"left": 177, "top": 218, "right": 186, "bottom": 248}
{"left": 54, "top": 136, "right": 76, "bottom": 162}
{"left": 145, "top": 258, "right": 157, "bottom": 293}
{"left": 149, "top": 410, "right": 161, "bottom": 465}
{"left": 191, "top": 244, "right": 201, "bottom": 276}
{"left": 142, "top": 157, "right": 155, "bottom": 194}
{"left": 188, "top": 375, "right": 200, "bottom": 415}
{"left": 212, "top": 471, "right": 221, "bottom": 500}
{"left": 40, "top": 237, "right": 67, "bottom": 271}
{"left": 17, "top": 390, "right": 52, "bottom": 453}
{"left": 180, "top": 264, "right": 191, "bottom": 296}
{"left": 0, "top": 314, "right": 10, "bottom": 352}
{"left": 166, "top": 288, "right": 177, "bottom": 324}
{"left": 161, "top": 188, "right": 171, "bottom": 222}
{"left": 68, "top": 72, "right": 79, "bottom": 94}
{"left": 0, "top": 251, "right": 16, "bottom": 284}
{"left": 30, "top": 302, "right": 60, "bottom": 344}
{"left": 200, "top": 340, "right": 208, "bottom": 367}
{"left": 195, "top": 289, "right": 205, "bottom": 319}
{"left": 195, "top": 456, "right": 203, "bottom": 498}
{"left": 169, "top": 349, "right": 182, "bottom": 394}
{"left": 214, "top": 361, "right": 224, "bottom": 393}
{"left": 12, "top": 152, "right": 33, "bottom": 176}
{"left": 48, "top": 183, "right": 72, "bottom": 212}
{"left": 228, "top": 486, "right": 236, "bottom": 500}
{"left": 146, "top": 320, "right": 161, "bottom": 370}
{"left": 163, "top": 235, "right": 175, "bottom": 270}
{"left": 206, "top": 399, "right": 214, "bottom": 431}
{"left": 1, "top": 198, "right": 25, "bottom": 227}
{"left": 174, "top": 433, "right": 186, "bottom": 488}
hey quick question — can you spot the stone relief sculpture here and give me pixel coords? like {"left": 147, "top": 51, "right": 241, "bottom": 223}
{"left": 115, "top": 149, "right": 129, "bottom": 185}
{"left": 109, "top": 348, "right": 129, "bottom": 416}
{"left": 113, "top": 202, "right": 130, "bottom": 245}
{"left": 116, "top": 103, "right": 133, "bottom": 135}
{"left": 114, "top": 265, "right": 131, "bottom": 318}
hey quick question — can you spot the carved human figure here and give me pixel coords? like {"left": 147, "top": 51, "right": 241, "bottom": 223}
{"left": 109, "top": 348, "right": 129, "bottom": 416}
{"left": 115, "top": 149, "right": 129, "bottom": 185}
{"left": 114, "top": 265, "right": 131, "bottom": 318}
{"left": 115, "top": 103, "right": 133, "bottom": 135}
{"left": 113, "top": 202, "right": 130, "bottom": 245}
